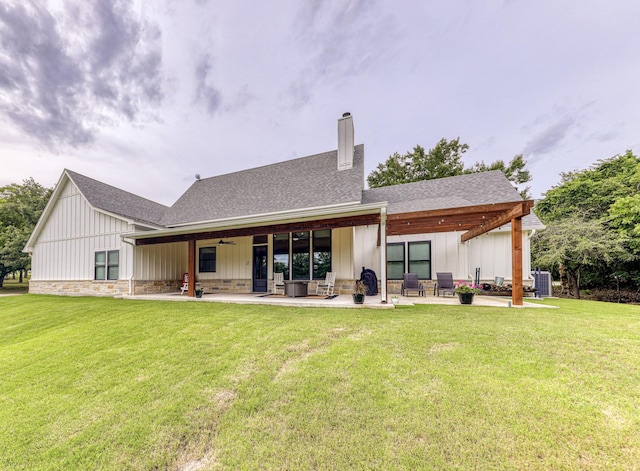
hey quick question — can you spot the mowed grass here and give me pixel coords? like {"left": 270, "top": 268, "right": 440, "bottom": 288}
{"left": 1, "top": 296, "right": 639, "bottom": 470}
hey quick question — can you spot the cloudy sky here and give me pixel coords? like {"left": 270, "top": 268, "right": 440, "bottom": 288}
{"left": 1, "top": 0, "right": 638, "bottom": 205}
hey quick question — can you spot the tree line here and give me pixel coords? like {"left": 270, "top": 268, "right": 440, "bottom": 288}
{"left": 532, "top": 151, "right": 640, "bottom": 299}
{"left": 0, "top": 179, "right": 52, "bottom": 288}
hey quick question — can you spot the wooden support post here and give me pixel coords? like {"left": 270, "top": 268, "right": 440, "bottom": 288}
{"left": 511, "top": 217, "right": 523, "bottom": 306}
{"left": 188, "top": 239, "right": 196, "bottom": 297}
{"left": 379, "top": 208, "right": 387, "bottom": 303}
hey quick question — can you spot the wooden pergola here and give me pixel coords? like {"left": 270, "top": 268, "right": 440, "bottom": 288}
{"left": 387, "top": 200, "right": 535, "bottom": 306}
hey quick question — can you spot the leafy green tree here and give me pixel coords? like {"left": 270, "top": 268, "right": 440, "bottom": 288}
{"left": 467, "top": 154, "right": 531, "bottom": 199}
{"left": 533, "top": 151, "right": 640, "bottom": 295}
{"left": 607, "top": 194, "right": 640, "bottom": 252}
{"left": 536, "top": 151, "right": 640, "bottom": 221}
{"left": 531, "top": 217, "right": 632, "bottom": 298}
{"left": 367, "top": 138, "right": 532, "bottom": 198}
{"left": 0, "top": 178, "right": 52, "bottom": 288}
{"left": 367, "top": 138, "right": 468, "bottom": 188}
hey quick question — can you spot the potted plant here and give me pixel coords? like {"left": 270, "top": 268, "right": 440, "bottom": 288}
{"left": 352, "top": 280, "right": 367, "bottom": 304}
{"left": 391, "top": 295, "right": 399, "bottom": 305}
{"left": 195, "top": 287, "right": 203, "bottom": 298}
{"left": 454, "top": 281, "right": 480, "bottom": 305}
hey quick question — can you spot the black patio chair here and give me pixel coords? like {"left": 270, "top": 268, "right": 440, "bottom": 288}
{"left": 401, "top": 273, "right": 424, "bottom": 297}
{"left": 435, "top": 272, "right": 455, "bottom": 297}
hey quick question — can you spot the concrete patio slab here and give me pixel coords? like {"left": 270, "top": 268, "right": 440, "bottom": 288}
{"left": 118, "top": 292, "right": 555, "bottom": 309}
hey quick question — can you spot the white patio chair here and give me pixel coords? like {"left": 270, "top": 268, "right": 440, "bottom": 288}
{"left": 272, "top": 272, "right": 285, "bottom": 295}
{"left": 180, "top": 273, "right": 202, "bottom": 295}
{"left": 316, "top": 272, "right": 336, "bottom": 296}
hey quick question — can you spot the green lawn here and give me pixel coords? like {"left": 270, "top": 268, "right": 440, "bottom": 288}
{"left": 1, "top": 296, "right": 639, "bottom": 470}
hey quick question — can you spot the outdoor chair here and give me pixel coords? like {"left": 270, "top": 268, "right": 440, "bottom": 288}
{"left": 180, "top": 273, "right": 189, "bottom": 295}
{"left": 316, "top": 271, "right": 336, "bottom": 296}
{"left": 401, "top": 273, "right": 424, "bottom": 296}
{"left": 435, "top": 272, "right": 456, "bottom": 297}
{"left": 180, "top": 272, "right": 202, "bottom": 295}
{"left": 272, "top": 273, "right": 285, "bottom": 295}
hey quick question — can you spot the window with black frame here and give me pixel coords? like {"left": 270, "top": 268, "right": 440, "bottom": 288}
{"left": 386, "top": 243, "right": 405, "bottom": 280}
{"left": 292, "top": 231, "right": 310, "bottom": 279}
{"left": 273, "top": 233, "right": 290, "bottom": 280}
{"left": 408, "top": 241, "right": 431, "bottom": 279}
{"left": 312, "top": 230, "right": 331, "bottom": 279}
{"left": 199, "top": 247, "right": 217, "bottom": 272}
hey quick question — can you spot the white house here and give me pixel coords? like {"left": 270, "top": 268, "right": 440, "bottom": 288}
{"left": 24, "top": 114, "right": 541, "bottom": 304}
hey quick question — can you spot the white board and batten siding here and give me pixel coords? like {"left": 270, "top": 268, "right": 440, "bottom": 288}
{"left": 332, "top": 227, "right": 354, "bottom": 280}
{"left": 194, "top": 238, "right": 252, "bottom": 280}
{"left": 30, "top": 179, "right": 133, "bottom": 281}
{"left": 134, "top": 242, "right": 188, "bottom": 281}
{"left": 353, "top": 226, "right": 532, "bottom": 282}
{"left": 353, "top": 225, "right": 380, "bottom": 277}
{"left": 468, "top": 231, "right": 533, "bottom": 282}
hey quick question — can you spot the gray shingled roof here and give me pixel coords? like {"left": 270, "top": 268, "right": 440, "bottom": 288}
{"left": 162, "top": 145, "right": 365, "bottom": 226}
{"left": 66, "top": 170, "right": 168, "bottom": 227}
{"left": 361, "top": 170, "right": 524, "bottom": 214}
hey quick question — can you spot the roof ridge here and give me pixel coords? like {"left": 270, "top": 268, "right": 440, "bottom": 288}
{"left": 192, "top": 144, "right": 363, "bottom": 183}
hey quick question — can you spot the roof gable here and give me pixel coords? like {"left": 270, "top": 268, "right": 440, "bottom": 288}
{"left": 162, "top": 145, "right": 365, "bottom": 226}
{"left": 65, "top": 170, "right": 168, "bottom": 227}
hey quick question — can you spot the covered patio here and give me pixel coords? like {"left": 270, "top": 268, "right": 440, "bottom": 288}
{"left": 118, "top": 291, "right": 550, "bottom": 309}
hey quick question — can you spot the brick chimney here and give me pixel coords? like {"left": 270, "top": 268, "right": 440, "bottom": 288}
{"left": 337, "top": 112, "right": 354, "bottom": 170}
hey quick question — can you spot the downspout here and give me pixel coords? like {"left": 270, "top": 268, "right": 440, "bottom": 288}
{"left": 122, "top": 237, "right": 136, "bottom": 296}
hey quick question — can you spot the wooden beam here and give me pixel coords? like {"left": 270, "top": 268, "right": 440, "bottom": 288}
{"left": 511, "top": 217, "right": 523, "bottom": 306}
{"left": 385, "top": 201, "right": 522, "bottom": 222}
{"left": 135, "top": 213, "right": 380, "bottom": 246}
{"left": 460, "top": 200, "right": 534, "bottom": 242}
{"left": 188, "top": 239, "right": 196, "bottom": 298}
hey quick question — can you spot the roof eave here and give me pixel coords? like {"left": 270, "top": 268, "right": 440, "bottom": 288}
{"left": 124, "top": 201, "right": 387, "bottom": 241}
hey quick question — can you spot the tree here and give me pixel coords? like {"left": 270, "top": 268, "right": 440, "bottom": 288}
{"left": 531, "top": 217, "right": 631, "bottom": 298}
{"left": 466, "top": 154, "right": 531, "bottom": 199}
{"left": 367, "top": 138, "right": 532, "bottom": 198}
{"left": 608, "top": 194, "right": 640, "bottom": 253}
{"left": 367, "top": 138, "right": 468, "bottom": 188}
{"left": 536, "top": 151, "right": 640, "bottom": 222}
{"left": 0, "top": 178, "right": 52, "bottom": 288}
{"left": 533, "top": 151, "right": 640, "bottom": 295}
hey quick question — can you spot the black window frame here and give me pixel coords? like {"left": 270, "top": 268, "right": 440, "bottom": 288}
{"left": 291, "top": 231, "right": 311, "bottom": 280}
{"left": 386, "top": 243, "right": 405, "bottom": 280}
{"left": 408, "top": 241, "right": 432, "bottom": 280}
{"left": 312, "top": 229, "right": 332, "bottom": 279}
{"left": 273, "top": 233, "right": 290, "bottom": 280}
{"left": 199, "top": 247, "right": 217, "bottom": 273}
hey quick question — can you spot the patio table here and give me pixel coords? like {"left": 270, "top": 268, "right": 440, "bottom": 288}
{"left": 283, "top": 280, "right": 309, "bottom": 297}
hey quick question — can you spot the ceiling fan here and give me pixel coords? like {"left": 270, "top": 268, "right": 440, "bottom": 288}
{"left": 217, "top": 239, "right": 236, "bottom": 246}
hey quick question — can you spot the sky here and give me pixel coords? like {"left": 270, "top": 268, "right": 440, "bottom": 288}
{"left": 1, "top": 0, "right": 639, "bottom": 206}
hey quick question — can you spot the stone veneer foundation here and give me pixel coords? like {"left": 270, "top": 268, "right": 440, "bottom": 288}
{"left": 29, "top": 278, "right": 462, "bottom": 297}
{"left": 29, "top": 280, "right": 130, "bottom": 296}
